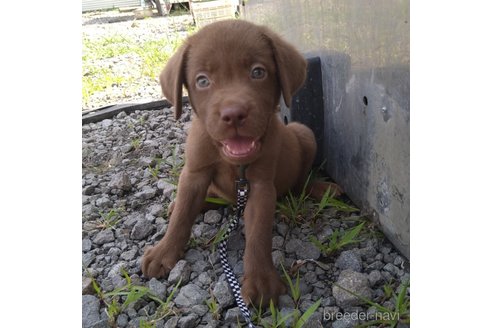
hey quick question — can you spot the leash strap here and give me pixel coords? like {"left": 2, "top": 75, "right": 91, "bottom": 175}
{"left": 218, "top": 169, "right": 255, "bottom": 328}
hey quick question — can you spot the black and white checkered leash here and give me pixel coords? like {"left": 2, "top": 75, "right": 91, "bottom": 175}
{"left": 218, "top": 165, "right": 255, "bottom": 328}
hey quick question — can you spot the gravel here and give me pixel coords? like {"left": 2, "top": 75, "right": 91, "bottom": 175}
{"left": 82, "top": 9, "right": 410, "bottom": 328}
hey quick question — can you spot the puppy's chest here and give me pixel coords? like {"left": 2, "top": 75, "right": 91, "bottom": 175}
{"left": 211, "top": 163, "right": 241, "bottom": 201}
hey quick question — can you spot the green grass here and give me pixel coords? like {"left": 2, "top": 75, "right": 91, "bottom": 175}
{"left": 96, "top": 208, "right": 121, "bottom": 230}
{"left": 245, "top": 263, "right": 322, "bottom": 327}
{"left": 82, "top": 25, "right": 195, "bottom": 108}
{"left": 280, "top": 263, "right": 301, "bottom": 306}
{"left": 310, "top": 221, "right": 366, "bottom": 256}
{"left": 206, "top": 295, "right": 221, "bottom": 320}
{"left": 314, "top": 186, "right": 359, "bottom": 215}
{"left": 90, "top": 269, "right": 182, "bottom": 327}
{"left": 333, "top": 280, "right": 410, "bottom": 328}
{"left": 165, "top": 144, "right": 185, "bottom": 186}
{"left": 276, "top": 173, "right": 358, "bottom": 226}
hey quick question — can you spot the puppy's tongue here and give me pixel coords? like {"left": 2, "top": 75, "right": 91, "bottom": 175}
{"left": 222, "top": 137, "right": 257, "bottom": 156}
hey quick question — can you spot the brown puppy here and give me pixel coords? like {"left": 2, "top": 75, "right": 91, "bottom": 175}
{"left": 142, "top": 19, "right": 318, "bottom": 306}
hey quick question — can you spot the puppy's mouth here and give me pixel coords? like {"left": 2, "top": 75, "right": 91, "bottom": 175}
{"left": 220, "top": 136, "right": 260, "bottom": 159}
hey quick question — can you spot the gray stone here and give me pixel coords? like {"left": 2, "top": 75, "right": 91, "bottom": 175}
{"left": 191, "top": 304, "right": 208, "bottom": 316}
{"left": 184, "top": 249, "right": 204, "bottom": 262}
{"left": 203, "top": 210, "right": 222, "bottom": 224}
{"left": 82, "top": 238, "right": 92, "bottom": 252}
{"left": 93, "top": 230, "right": 115, "bottom": 245}
{"left": 394, "top": 255, "right": 404, "bottom": 266}
{"left": 149, "top": 204, "right": 165, "bottom": 217}
{"left": 149, "top": 278, "right": 167, "bottom": 299}
{"left": 332, "top": 270, "right": 373, "bottom": 308}
{"left": 366, "top": 260, "right": 384, "bottom": 271}
{"left": 316, "top": 225, "right": 334, "bottom": 241}
{"left": 82, "top": 277, "right": 94, "bottom": 295}
{"left": 357, "top": 246, "right": 378, "bottom": 260}
{"left": 285, "top": 239, "right": 320, "bottom": 260}
{"left": 302, "top": 311, "right": 324, "bottom": 328}
{"left": 279, "top": 308, "right": 301, "bottom": 327}
{"left": 198, "top": 272, "right": 212, "bottom": 286}
{"left": 116, "top": 111, "right": 127, "bottom": 119}
{"left": 135, "top": 187, "right": 157, "bottom": 200}
{"left": 368, "top": 270, "right": 383, "bottom": 286}
{"left": 108, "top": 172, "right": 132, "bottom": 191}
{"left": 163, "top": 316, "right": 179, "bottom": 328}
{"left": 108, "top": 262, "right": 126, "bottom": 278}
{"left": 120, "top": 248, "right": 137, "bottom": 261}
{"left": 82, "top": 295, "right": 100, "bottom": 328}
{"left": 178, "top": 314, "right": 198, "bottom": 328}
{"left": 139, "top": 156, "right": 156, "bottom": 167}
{"left": 277, "top": 221, "right": 289, "bottom": 236}
{"left": 224, "top": 307, "right": 242, "bottom": 323}
{"left": 95, "top": 195, "right": 112, "bottom": 208}
{"left": 87, "top": 319, "right": 109, "bottom": 328}
{"left": 272, "top": 250, "right": 285, "bottom": 268}
{"left": 213, "top": 281, "right": 234, "bottom": 309}
{"left": 101, "top": 119, "right": 112, "bottom": 128}
{"left": 383, "top": 263, "right": 403, "bottom": 277}
{"left": 300, "top": 299, "right": 316, "bottom": 312}
{"left": 332, "top": 315, "right": 359, "bottom": 328}
{"left": 168, "top": 260, "right": 191, "bottom": 285}
{"left": 121, "top": 144, "right": 133, "bottom": 153}
{"left": 157, "top": 179, "right": 176, "bottom": 199}
{"left": 130, "top": 218, "right": 154, "bottom": 240}
{"left": 82, "top": 252, "right": 96, "bottom": 267}
{"left": 272, "top": 235, "right": 284, "bottom": 249}
{"left": 82, "top": 204, "right": 98, "bottom": 219}
{"left": 323, "top": 306, "right": 340, "bottom": 320}
{"left": 83, "top": 185, "right": 96, "bottom": 195}
{"left": 174, "top": 283, "right": 208, "bottom": 307}
{"left": 335, "top": 250, "right": 363, "bottom": 272}
{"left": 278, "top": 294, "right": 295, "bottom": 308}
{"left": 116, "top": 314, "right": 128, "bottom": 327}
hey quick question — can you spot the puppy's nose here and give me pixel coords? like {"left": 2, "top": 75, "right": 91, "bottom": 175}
{"left": 220, "top": 105, "right": 248, "bottom": 126}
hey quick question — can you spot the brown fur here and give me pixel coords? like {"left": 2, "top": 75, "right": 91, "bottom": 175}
{"left": 142, "top": 20, "right": 339, "bottom": 306}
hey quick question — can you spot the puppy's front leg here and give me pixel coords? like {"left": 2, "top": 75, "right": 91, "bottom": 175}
{"left": 141, "top": 167, "right": 211, "bottom": 278}
{"left": 241, "top": 181, "right": 287, "bottom": 307}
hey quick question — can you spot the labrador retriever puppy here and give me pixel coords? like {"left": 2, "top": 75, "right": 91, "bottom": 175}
{"left": 142, "top": 19, "right": 326, "bottom": 306}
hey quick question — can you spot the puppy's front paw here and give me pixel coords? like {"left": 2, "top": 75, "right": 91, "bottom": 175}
{"left": 141, "top": 245, "right": 181, "bottom": 278}
{"left": 241, "top": 269, "right": 287, "bottom": 307}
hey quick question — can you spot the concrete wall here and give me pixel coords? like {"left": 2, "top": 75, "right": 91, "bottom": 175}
{"left": 242, "top": 0, "right": 409, "bottom": 258}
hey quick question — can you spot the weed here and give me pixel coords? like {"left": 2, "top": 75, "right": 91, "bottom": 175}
{"left": 334, "top": 280, "right": 410, "bottom": 328}
{"left": 131, "top": 138, "right": 142, "bottom": 150}
{"left": 280, "top": 263, "right": 301, "bottom": 305}
{"left": 310, "top": 221, "right": 365, "bottom": 256}
{"left": 202, "top": 223, "right": 231, "bottom": 253}
{"left": 206, "top": 295, "right": 221, "bottom": 320}
{"left": 277, "top": 172, "right": 358, "bottom": 225}
{"left": 89, "top": 268, "right": 182, "bottom": 326}
{"left": 165, "top": 144, "right": 184, "bottom": 185}
{"left": 251, "top": 298, "right": 321, "bottom": 328}
{"left": 138, "top": 319, "right": 155, "bottom": 328}
{"left": 148, "top": 158, "right": 164, "bottom": 180}
{"left": 97, "top": 208, "right": 121, "bottom": 230}
{"left": 314, "top": 186, "right": 359, "bottom": 216}
{"left": 276, "top": 176, "right": 311, "bottom": 225}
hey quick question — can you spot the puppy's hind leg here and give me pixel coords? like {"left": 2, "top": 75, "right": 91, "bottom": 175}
{"left": 287, "top": 122, "right": 317, "bottom": 194}
{"left": 287, "top": 122, "right": 343, "bottom": 201}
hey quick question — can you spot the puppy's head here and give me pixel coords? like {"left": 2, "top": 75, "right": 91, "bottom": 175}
{"left": 160, "top": 20, "right": 306, "bottom": 164}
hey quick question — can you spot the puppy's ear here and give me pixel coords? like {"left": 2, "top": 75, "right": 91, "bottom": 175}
{"left": 263, "top": 29, "right": 307, "bottom": 108}
{"left": 160, "top": 43, "right": 189, "bottom": 120}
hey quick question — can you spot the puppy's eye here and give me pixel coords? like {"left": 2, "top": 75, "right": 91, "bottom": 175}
{"left": 250, "top": 66, "right": 267, "bottom": 80}
{"left": 196, "top": 75, "right": 210, "bottom": 89}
